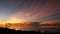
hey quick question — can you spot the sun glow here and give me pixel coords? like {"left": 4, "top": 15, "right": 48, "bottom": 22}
{"left": 7, "top": 16, "right": 25, "bottom": 24}
{"left": 0, "top": 20, "right": 6, "bottom": 25}
{"left": 0, "top": 20, "right": 6, "bottom": 28}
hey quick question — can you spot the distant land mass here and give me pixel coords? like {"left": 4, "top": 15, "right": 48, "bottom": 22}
{"left": 0, "top": 22, "right": 60, "bottom": 32}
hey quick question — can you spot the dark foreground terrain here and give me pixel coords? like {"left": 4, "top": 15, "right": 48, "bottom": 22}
{"left": 0, "top": 27, "right": 60, "bottom": 34}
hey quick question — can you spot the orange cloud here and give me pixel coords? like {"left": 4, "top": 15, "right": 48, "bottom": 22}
{"left": 40, "top": 21, "right": 57, "bottom": 25}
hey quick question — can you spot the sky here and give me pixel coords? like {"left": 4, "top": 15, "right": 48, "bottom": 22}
{"left": 0, "top": 0, "right": 60, "bottom": 23}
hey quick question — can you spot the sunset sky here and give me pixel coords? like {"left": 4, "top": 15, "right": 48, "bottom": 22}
{"left": 0, "top": 0, "right": 60, "bottom": 23}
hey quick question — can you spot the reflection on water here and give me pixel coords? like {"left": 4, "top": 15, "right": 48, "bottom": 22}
{"left": 40, "top": 26, "right": 60, "bottom": 32}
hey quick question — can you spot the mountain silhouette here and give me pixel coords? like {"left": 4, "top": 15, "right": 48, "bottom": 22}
{"left": 0, "top": 27, "right": 60, "bottom": 34}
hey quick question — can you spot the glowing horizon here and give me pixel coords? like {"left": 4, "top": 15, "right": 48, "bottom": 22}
{"left": 0, "top": 0, "right": 60, "bottom": 31}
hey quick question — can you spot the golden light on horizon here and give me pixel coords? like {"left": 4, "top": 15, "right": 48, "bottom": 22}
{"left": 0, "top": 20, "right": 6, "bottom": 28}
{"left": 0, "top": 20, "right": 6, "bottom": 25}
{"left": 7, "top": 15, "right": 26, "bottom": 24}
{"left": 7, "top": 25, "right": 21, "bottom": 31}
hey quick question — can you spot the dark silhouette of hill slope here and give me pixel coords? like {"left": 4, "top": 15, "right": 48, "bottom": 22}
{"left": 0, "top": 27, "right": 60, "bottom": 34}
